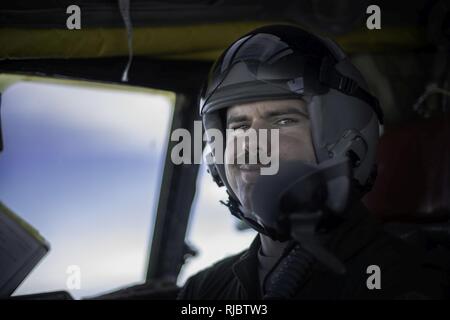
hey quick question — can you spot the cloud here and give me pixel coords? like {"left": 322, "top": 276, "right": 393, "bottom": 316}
{"left": 2, "top": 81, "right": 173, "bottom": 156}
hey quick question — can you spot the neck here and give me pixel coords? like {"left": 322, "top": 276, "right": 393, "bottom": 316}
{"left": 259, "top": 233, "right": 290, "bottom": 257}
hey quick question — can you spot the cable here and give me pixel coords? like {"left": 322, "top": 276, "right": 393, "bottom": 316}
{"left": 263, "top": 243, "right": 315, "bottom": 300}
{"left": 118, "top": 0, "right": 133, "bottom": 82}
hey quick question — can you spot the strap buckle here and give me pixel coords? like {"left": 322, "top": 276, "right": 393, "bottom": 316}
{"left": 338, "top": 76, "right": 357, "bottom": 95}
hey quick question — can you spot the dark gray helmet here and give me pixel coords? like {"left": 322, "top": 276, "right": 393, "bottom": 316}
{"left": 200, "top": 24, "right": 382, "bottom": 237}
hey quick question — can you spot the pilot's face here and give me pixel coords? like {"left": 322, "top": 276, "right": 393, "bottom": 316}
{"left": 224, "top": 99, "right": 316, "bottom": 211}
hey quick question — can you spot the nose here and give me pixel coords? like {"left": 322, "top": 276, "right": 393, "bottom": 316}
{"left": 238, "top": 120, "right": 272, "bottom": 163}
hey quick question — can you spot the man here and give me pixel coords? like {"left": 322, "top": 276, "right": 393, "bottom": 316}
{"left": 178, "top": 25, "right": 446, "bottom": 299}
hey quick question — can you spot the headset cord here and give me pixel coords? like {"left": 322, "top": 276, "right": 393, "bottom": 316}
{"left": 263, "top": 243, "right": 316, "bottom": 300}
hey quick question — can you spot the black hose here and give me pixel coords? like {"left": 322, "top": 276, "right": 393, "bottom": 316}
{"left": 263, "top": 243, "right": 315, "bottom": 300}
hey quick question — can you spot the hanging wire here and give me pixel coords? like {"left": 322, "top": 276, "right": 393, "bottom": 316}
{"left": 118, "top": 0, "right": 133, "bottom": 82}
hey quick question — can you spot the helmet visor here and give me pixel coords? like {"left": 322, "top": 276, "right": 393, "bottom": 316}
{"left": 200, "top": 33, "right": 329, "bottom": 115}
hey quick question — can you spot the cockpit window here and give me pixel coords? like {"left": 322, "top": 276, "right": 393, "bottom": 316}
{"left": 0, "top": 76, "right": 174, "bottom": 299}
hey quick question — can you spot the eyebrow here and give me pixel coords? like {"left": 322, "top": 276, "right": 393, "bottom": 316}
{"left": 263, "top": 107, "right": 309, "bottom": 119}
{"left": 227, "top": 114, "right": 250, "bottom": 126}
{"left": 227, "top": 106, "right": 309, "bottom": 126}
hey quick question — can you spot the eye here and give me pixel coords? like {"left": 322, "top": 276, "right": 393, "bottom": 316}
{"left": 275, "top": 118, "right": 298, "bottom": 126}
{"left": 230, "top": 124, "right": 250, "bottom": 131}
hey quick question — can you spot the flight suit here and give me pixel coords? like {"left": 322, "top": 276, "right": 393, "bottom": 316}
{"left": 178, "top": 202, "right": 447, "bottom": 299}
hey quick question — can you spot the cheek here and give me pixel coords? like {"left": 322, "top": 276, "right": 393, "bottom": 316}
{"left": 224, "top": 139, "right": 235, "bottom": 164}
{"left": 224, "top": 137, "right": 240, "bottom": 193}
{"left": 224, "top": 130, "right": 246, "bottom": 163}
{"left": 278, "top": 127, "right": 316, "bottom": 162}
{"left": 224, "top": 160, "right": 238, "bottom": 190}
